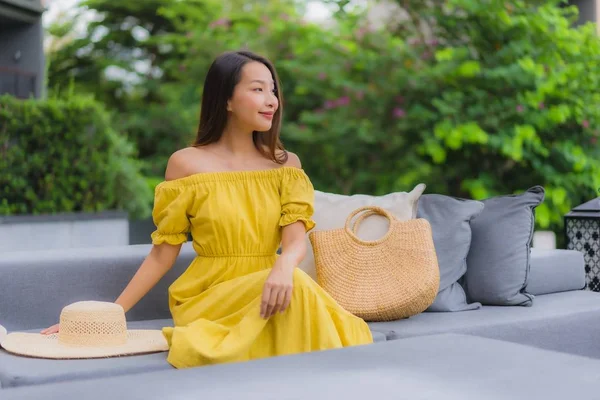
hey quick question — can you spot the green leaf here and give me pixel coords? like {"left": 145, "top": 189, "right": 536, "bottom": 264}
{"left": 571, "top": 146, "right": 587, "bottom": 172}
{"left": 547, "top": 105, "right": 571, "bottom": 124}
{"left": 498, "top": 10, "right": 512, "bottom": 25}
{"left": 433, "top": 120, "right": 452, "bottom": 140}
{"left": 511, "top": 135, "right": 524, "bottom": 161}
{"left": 518, "top": 57, "right": 536, "bottom": 72}
{"left": 456, "top": 61, "right": 481, "bottom": 77}
{"left": 461, "top": 179, "right": 490, "bottom": 200}
{"left": 462, "top": 122, "right": 489, "bottom": 144}
{"left": 536, "top": 202, "right": 551, "bottom": 229}
{"left": 445, "top": 128, "right": 463, "bottom": 149}
{"left": 515, "top": 124, "right": 536, "bottom": 141}
{"left": 551, "top": 187, "right": 567, "bottom": 206}
{"left": 435, "top": 48, "right": 455, "bottom": 62}
{"left": 424, "top": 139, "right": 447, "bottom": 164}
{"left": 295, "top": 85, "right": 308, "bottom": 95}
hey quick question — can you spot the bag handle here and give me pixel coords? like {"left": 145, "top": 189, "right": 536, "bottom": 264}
{"left": 350, "top": 210, "right": 379, "bottom": 233}
{"left": 344, "top": 206, "right": 396, "bottom": 245}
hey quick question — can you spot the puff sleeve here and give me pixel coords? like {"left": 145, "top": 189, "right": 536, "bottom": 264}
{"left": 150, "top": 185, "right": 192, "bottom": 245}
{"left": 279, "top": 168, "right": 316, "bottom": 232}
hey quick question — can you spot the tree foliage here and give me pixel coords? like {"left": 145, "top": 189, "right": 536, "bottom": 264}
{"left": 45, "top": 0, "right": 600, "bottom": 239}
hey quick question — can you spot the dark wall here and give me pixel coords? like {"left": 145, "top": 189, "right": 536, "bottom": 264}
{"left": 0, "top": 16, "right": 45, "bottom": 98}
{"left": 568, "top": 0, "right": 598, "bottom": 27}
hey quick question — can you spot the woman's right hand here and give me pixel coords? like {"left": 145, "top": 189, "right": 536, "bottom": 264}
{"left": 41, "top": 323, "right": 59, "bottom": 335}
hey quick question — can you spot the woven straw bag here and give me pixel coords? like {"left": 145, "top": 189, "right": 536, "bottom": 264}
{"left": 309, "top": 205, "right": 440, "bottom": 322}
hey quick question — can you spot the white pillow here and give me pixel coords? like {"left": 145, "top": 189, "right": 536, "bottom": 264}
{"left": 299, "top": 183, "right": 427, "bottom": 281}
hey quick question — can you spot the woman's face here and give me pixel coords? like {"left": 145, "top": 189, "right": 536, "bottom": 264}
{"left": 227, "top": 61, "right": 279, "bottom": 132}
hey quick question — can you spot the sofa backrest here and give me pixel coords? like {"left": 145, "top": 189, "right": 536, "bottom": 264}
{"left": 0, "top": 243, "right": 196, "bottom": 331}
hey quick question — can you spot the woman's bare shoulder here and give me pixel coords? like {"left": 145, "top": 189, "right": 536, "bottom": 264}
{"left": 164, "top": 147, "right": 206, "bottom": 181}
{"left": 280, "top": 150, "right": 302, "bottom": 169}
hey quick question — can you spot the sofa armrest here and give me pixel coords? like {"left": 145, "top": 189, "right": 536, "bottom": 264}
{"left": 527, "top": 248, "right": 585, "bottom": 296}
{"left": 0, "top": 243, "right": 195, "bottom": 331}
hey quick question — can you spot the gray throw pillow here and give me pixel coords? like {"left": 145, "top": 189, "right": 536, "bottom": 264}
{"left": 463, "top": 186, "right": 545, "bottom": 306}
{"left": 417, "top": 194, "right": 484, "bottom": 312}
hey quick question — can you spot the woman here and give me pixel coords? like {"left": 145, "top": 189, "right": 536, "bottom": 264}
{"left": 42, "top": 50, "right": 373, "bottom": 368}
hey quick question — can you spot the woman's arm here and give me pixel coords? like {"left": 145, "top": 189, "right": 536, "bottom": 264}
{"left": 278, "top": 221, "right": 308, "bottom": 270}
{"left": 259, "top": 152, "right": 312, "bottom": 319}
{"left": 41, "top": 243, "right": 181, "bottom": 334}
{"left": 114, "top": 243, "right": 182, "bottom": 313}
{"left": 260, "top": 221, "right": 307, "bottom": 319}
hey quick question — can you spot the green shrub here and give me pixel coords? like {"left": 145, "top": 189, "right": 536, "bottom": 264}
{"left": 0, "top": 93, "right": 152, "bottom": 218}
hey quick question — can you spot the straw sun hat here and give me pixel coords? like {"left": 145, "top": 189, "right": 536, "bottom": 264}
{"left": 0, "top": 301, "right": 169, "bottom": 359}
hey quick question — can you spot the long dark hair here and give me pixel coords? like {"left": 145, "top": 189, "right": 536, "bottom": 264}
{"left": 192, "top": 50, "right": 287, "bottom": 164}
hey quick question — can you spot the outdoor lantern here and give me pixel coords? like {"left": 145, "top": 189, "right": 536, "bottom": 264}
{"left": 565, "top": 196, "right": 600, "bottom": 292}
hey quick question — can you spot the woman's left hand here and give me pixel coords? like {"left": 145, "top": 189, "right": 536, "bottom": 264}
{"left": 261, "top": 257, "right": 295, "bottom": 319}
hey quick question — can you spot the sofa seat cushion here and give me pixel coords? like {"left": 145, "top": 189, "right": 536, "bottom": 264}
{"left": 371, "top": 331, "right": 386, "bottom": 342}
{"left": 369, "top": 290, "right": 600, "bottom": 341}
{"left": 460, "top": 308, "right": 600, "bottom": 359}
{"left": 4, "top": 334, "right": 600, "bottom": 400}
{"left": 0, "top": 318, "right": 386, "bottom": 389}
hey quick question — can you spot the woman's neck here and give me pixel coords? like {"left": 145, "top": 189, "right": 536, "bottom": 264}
{"left": 218, "top": 120, "right": 257, "bottom": 157}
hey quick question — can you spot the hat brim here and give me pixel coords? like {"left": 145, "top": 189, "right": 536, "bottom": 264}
{"left": 0, "top": 330, "right": 169, "bottom": 359}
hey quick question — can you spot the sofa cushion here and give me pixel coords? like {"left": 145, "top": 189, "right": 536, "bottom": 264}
{"left": 527, "top": 248, "right": 585, "bottom": 295}
{"left": 368, "top": 290, "right": 600, "bottom": 340}
{"left": 299, "top": 184, "right": 426, "bottom": 280}
{"left": 0, "top": 318, "right": 386, "bottom": 389}
{"left": 464, "top": 186, "right": 545, "bottom": 306}
{"left": 417, "top": 194, "right": 484, "bottom": 312}
{"left": 4, "top": 334, "right": 600, "bottom": 400}
{"left": 462, "top": 308, "right": 600, "bottom": 359}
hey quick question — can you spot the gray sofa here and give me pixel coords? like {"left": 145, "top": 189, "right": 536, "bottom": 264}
{"left": 4, "top": 334, "right": 600, "bottom": 400}
{"left": 1, "top": 242, "right": 599, "bottom": 398}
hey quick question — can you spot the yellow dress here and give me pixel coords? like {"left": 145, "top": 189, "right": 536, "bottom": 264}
{"left": 150, "top": 166, "right": 373, "bottom": 369}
